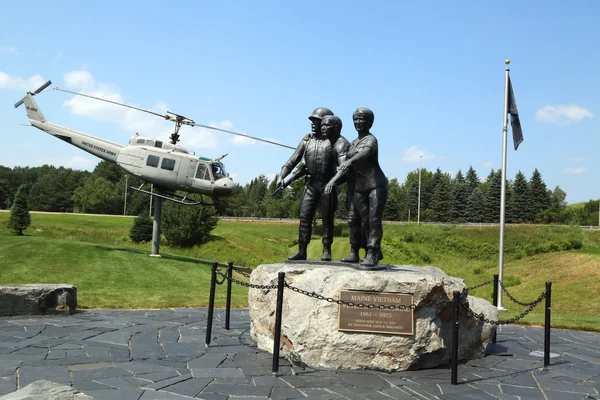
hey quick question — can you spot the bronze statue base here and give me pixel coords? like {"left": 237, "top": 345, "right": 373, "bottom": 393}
{"left": 284, "top": 259, "right": 390, "bottom": 271}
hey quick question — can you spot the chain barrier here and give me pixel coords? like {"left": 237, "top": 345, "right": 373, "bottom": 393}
{"left": 214, "top": 269, "right": 547, "bottom": 325}
{"left": 215, "top": 269, "right": 278, "bottom": 290}
{"left": 467, "top": 279, "right": 493, "bottom": 291}
{"left": 460, "top": 290, "right": 546, "bottom": 325}
{"left": 497, "top": 280, "right": 541, "bottom": 307}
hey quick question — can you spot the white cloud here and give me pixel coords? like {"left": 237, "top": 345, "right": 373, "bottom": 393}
{"left": 1, "top": 46, "right": 19, "bottom": 55}
{"left": 568, "top": 156, "right": 588, "bottom": 162}
{"left": 562, "top": 167, "right": 586, "bottom": 175}
{"left": 483, "top": 161, "right": 493, "bottom": 168}
{"left": 231, "top": 135, "right": 256, "bottom": 146}
{"left": 401, "top": 146, "right": 436, "bottom": 163}
{"left": 0, "top": 71, "right": 46, "bottom": 91}
{"left": 536, "top": 105, "right": 594, "bottom": 125}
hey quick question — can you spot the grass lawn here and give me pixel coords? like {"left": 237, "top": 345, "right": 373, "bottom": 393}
{"left": 0, "top": 212, "right": 599, "bottom": 331}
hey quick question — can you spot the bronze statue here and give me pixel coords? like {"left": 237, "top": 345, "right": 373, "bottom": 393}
{"left": 276, "top": 107, "right": 338, "bottom": 261}
{"left": 325, "top": 107, "right": 388, "bottom": 267}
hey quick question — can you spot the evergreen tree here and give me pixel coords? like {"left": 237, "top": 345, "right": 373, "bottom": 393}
{"left": 529, "top": 169, "right": 550, "bottom": 222}
{"left": 511, "top": 171, "right": 531, "bottom": 223}
{"left": 129, "top": 213, "right": 154, "bottom": 243}
{"left": 466, "top": 187, "right": 484, "bottom": 222}
{"left": 484, "top": 170, "right": 502, "bottom": 223}
{"left": 7, "top": 184, "right": 31, "bottom": 236}
{"left": 465, "top": 166, "right": 480, "bottom": 193}
{"left": 450, "top": 170, "right": 469, "bottom": 222}
{"left": 384, "top": 178, "right": 404, "bottom": 221}
{"left": 431, "top": 173, "right": 452, "bottom": 222}
{"left": 162, "top": 200, "right": 218, "bottom": 247}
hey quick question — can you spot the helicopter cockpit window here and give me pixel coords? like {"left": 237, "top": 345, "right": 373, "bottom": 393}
{"left": 155, "top": 140, "right": 163, "bottom": 148}
{"left": 161, "top": 158, "right": 176, "bottom": 171}
{"left": 211, "top": 163, "right": 227, "bottom": 180}
{"left": 146, "top": 155, "right": 160, "bottom": 168}
{"left": 195, "top": 163, "right": 210, "bottom": 180}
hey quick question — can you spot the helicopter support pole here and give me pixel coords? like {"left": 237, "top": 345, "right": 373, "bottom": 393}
{"left": 150, "top": 194, "right": 163, "bottom": 257}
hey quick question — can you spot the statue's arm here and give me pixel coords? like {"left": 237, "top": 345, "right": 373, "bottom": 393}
{"left": 279, "top": 138, "right": 307, "bottom": 180}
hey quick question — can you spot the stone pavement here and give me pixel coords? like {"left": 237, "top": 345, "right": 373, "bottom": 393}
{"left": 0, "top": 308, "right": 598, "bottom": 400}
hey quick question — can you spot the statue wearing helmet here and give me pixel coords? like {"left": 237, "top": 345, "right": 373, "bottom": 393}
{"left": 276, "top": 107, "right": 338, "bottom": 261}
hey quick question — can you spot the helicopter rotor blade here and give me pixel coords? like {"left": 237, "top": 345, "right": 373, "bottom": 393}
{"left": 55, "top": 87, "right": 295, "bottom": 150}
{"left": 55, "top": 88, "right": 167, "bottom": 119}
{"left": 34, "top": 80, "right": 53, "bottom": 94}
{"left": 191, "top": 123, "right": 296, "bottom": 150}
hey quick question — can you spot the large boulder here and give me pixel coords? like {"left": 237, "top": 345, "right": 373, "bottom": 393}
{"left": 0, "top": 284, "right": 77, "bottom": 316}
{"left": 249, "top": 263, "right": 497, "bottom": 372}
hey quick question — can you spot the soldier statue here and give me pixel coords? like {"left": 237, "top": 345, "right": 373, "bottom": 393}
{"left": 276, "top": 107, "right": 339, "bottom": 261}
{"left": 325, "top": 107, "right": 388, "bottom": 267}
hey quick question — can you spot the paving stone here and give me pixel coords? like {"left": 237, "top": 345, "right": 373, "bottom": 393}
{"left": 252, "top": 375, "right": 291, "bottom": 387}
{"left": 141, "top": 373, "right": 192, "bottom": 390}
{"left": 195, "top": 393, "right": 228, "bottom": 400}
{"left": 89, "top": 331, "right": 132, "bottom": 347}
{"left": 93, "top": 376, "right": 152, "bottom": 390}
{"left": 139, "top": 390, "right": 196, "bottom": 399}
{"left": 188, "top": 354, "right": 228, "bottom": 368}
{"left": 17, "top": 366, "right": 72, "bottom": 388}
{"left": 269, "top": 386, "right": 306, "bottom": 400}
{"left": 71, "top": 365, "right": 134, "bottom": 381}
{"left": 0, "top": 376, "right": 16, "bottom": 397}
{"left": 500, "top": 384, "right": 544, "bottom": 399}
{"left": 202, "top": 383, "right": 271, "bottom": 397}
{"left": 83, "top": 388, "right": 145, "bottom": 400}
{"left": 160, "top": 377, "right": 213, "bottom": 397}
{"left": 135, "top": 370, "right": 181, "bottom": 383}
{"left": 191, "top": 368, "right": 245, "bottom": 378}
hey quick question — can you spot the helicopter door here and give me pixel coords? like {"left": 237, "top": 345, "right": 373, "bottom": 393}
{"left": 178, "top": 158, "right": 197, "bottom": 188}
{"left": 191, "top": 162, "right": 214, "bottom": 195}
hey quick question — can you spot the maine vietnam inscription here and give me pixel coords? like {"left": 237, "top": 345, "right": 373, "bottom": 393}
{"left": 338, "top": 290, "right": 414, "bottom": 335}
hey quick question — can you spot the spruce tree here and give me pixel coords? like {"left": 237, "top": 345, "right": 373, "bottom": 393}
{"left": 466, "top": 187, "right": 484, "bottom": 223}
{"left": 431, "top": 173, "right": 452, "bottom": 222}
{"left": 7, "top": 184, "right": 31, "bottom": 236}
{"left": 465, "top": 166, "right": 480, "bottom": 193}
{"left": 484, "top": 170, "right": 502, "bottom": 223}
{"left": 511, "top": 171, "right": 531, "bottom": 223}
{"left": 451, "top": 170, "right": 470, "bottom": 222}
{"left": 529, "top": 169, "right": 550, "bottom": 221}
{"left": 129, "top": 213, "right": 154, "bottom": 243}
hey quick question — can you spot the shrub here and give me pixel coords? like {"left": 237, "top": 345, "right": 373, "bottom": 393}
{"left": 130, "top": 214, "right": 154, "bottom": 243}
{"left": 162, "top": 200, "right": 218, "bottom": 248}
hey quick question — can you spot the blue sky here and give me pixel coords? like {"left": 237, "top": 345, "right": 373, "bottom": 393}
{"left": 1, "top": 0, "right": 598, "bottom": 203}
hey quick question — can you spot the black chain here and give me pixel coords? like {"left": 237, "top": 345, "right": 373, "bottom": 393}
{"left": 460, "top": 290, "right": 546, "bottom": 325}
{"left": 215, "top": 270, "right": 278, "bottom": 290}
{"left": 284, "top": 282, "right": 452, "bottom": 310}
{"left": 498, "top": 280, "right": 541, "bottom": 307}
{"left": 467, "top": 279, "right": 493, "bottom": 291}
{"left": 233, "top": 268, "right": 251, "bottom": 279}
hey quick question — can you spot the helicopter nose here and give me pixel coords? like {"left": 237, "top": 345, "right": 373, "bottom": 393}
{"left": 213, "top": 177, "right": 236, "bottom": 197}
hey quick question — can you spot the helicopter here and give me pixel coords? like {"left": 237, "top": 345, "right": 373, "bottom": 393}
{"left": 14, "top": 80, "right": 295, "bottom": 206}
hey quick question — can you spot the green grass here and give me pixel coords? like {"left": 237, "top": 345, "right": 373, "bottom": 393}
{"left": 1, "top": 212, "right": 599, "bottom": 332}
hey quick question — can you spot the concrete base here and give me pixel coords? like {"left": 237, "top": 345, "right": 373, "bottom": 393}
{"left": 0, "top": 284, "right": 77, "bottom": 316}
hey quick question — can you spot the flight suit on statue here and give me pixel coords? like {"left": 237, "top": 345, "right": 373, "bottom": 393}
{"left": 277, "top": 107, "right": 336, "bottom": 261}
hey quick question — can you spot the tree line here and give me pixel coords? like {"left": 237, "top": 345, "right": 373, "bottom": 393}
{"left": 1, "top": 162, "right": 598, "bottom": 226}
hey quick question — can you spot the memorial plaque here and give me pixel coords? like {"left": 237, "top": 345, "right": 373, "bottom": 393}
{"left": 338, "top": 290, "right": 414, "bottom": 335}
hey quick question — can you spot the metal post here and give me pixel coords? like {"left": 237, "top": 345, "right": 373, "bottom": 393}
{"left": 149, "top": 184, "right": 153, "bottom": 217}
{"left": 123, "top": 175, "right": 128, "bottom": 216}
{"left": 451, "top": 290, "right": 460, "bottom": 385}
{"left": 497, "top": 60, "right": 511, "bottom": 311}
{"left": 544, "top": 281, "right": 552, "bottom": 367}
{"left": 272, "top": 271, "right": 285, "bottom": 376}
{"left": 150, "top": 195, "right": 162, "bottom": 256}
{"left": 225, "top": 261, "right": 233, "bottom": 330}
{"left": 417, "top": 155, "right": 422, "bottom": 225}
{"left": 205, "top": 262, "right": 218, "bottom": 348}
{"left": 492, "top": 274, "right": 498, "bottom": 343}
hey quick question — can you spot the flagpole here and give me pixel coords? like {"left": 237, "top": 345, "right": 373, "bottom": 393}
{"left": 497, "top": 59, "right": 510, "bottom": 311}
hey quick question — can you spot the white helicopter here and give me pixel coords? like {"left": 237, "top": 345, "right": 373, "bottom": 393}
{"left": 14, "top": 80, "right": 294, "bottom": 205}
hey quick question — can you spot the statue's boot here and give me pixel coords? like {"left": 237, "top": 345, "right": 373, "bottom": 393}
{"left": 341, "top": 246, "right": 360, "bottom": 263}
{"left": 321, "top": 244, "right": 332, "bottom": 261}
{"left": 288, "top": 243, "right": 307, "bottom": 261}
{"left": 360, "top": 248, "right": 379, "bottom": 267}
{"left": 379, "top": 249, "right": 384, "bottom": 261}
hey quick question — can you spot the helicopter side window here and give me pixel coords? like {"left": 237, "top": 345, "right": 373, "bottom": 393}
{"left": 155, "top": 140, "right": 163, "bottom": 148}
{"left": 146, "top": 155, "right": 160, "bottom": 168}
{"left": 195, "top": 164, "right": 210, "bottom": 180}
{"left": 137, "top": 138, "right": 145, "bottom": 144}
{"left": 161, "top": 158, "right": 176, "bottom": 171}
{"left": 146, "top": 140, "right": 155, "bottom": 147}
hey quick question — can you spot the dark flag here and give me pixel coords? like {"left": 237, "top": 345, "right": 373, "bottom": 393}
{"left": 507, "top": 76, "right": 523, "bottom": 150}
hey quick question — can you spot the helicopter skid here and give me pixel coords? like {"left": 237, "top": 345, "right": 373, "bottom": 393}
{"left": 130, "top": 186, "right": 216, "bottom": 207}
